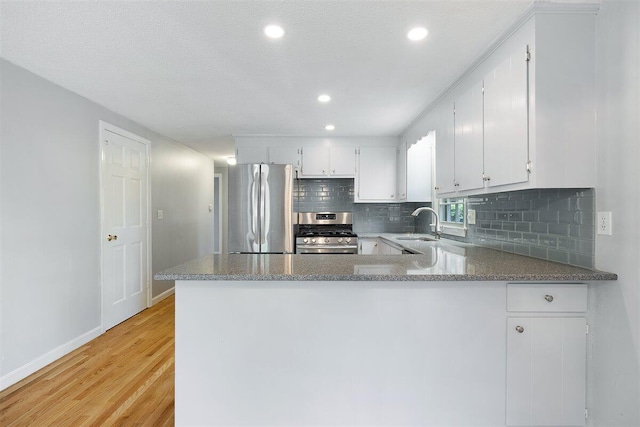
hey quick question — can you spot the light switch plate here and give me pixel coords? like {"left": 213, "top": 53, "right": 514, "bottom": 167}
{"left": 597, "top": 211, "right": 612, "bottom": 235}
{"left": 467, "top": 209, "right": 476, "bottom": 225}
{"left": 157, "top": 209, "right": 164, "bottom": 220}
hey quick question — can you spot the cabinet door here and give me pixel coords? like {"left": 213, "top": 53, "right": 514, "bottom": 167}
{"left": 269, "top": 146, "right": 301, "bottom": 172}
{"left": 407, "top": 137, "right": 432, "bottom": 202}
{"left": 330, "top": 146, "right": 357, "bottom": 176}
{"left": 484, "top": 45, "right": 529, "bottom": 188}
{"left": 454, "top": 81, "right": 485, "bottom": 192}
{"left": 356, "top": 146, "right": 397, "bottom": 202}
{"left": 506, "top": 317, "right": 586, "bottom": 426}
{"left": 236, "top": 146, "right": 268, "bottom": 164}
{"left": 435, "top": 104, "right": 456, "bottom": 194}
{"left": 396, "top": 141, "right": 407, "bottom": 200}
{"left": 300, "top": 145, "right": 329, "bottom": 176}
{"left": 379, "top": 240, "right": 402, "bottom": 255}
{"left": 358, "top": 238, "right": 379, "bottom": 255}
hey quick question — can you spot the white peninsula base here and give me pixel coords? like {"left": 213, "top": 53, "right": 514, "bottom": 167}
{"left": 174, "top": 280, "right": 588, "bottom": 426}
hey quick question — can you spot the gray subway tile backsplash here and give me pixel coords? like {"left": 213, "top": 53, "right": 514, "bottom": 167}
{"left": 466, "top": 188, "right": 595, "bottom": 268}
{"left": 293, "top": 179, "right": 595, "bottom": 269}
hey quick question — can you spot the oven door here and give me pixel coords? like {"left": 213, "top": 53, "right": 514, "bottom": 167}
{"left": 296, "top": 245, "right": 358, "bottom": 255}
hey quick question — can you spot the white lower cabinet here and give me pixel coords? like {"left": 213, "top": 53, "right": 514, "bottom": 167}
{"left": 358, "top": 238, "right": 379, "bottom": 254}
{"left": 378, "top": 239, "right": 402, "bottom": 255}
{"left": 506, "top": 283, "right": 587, "bottom": 427}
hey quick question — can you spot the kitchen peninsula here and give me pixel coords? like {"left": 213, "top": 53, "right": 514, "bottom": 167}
{"left": 157, "top": 240, "right": 616, "bottom": 426}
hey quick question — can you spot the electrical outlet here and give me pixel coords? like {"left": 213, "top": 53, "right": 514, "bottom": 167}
{"left": 597, "top": 211, "right": 612, "bottom": 235}
{"left": 467, "top": 209, "right": 476, "bottom": 225}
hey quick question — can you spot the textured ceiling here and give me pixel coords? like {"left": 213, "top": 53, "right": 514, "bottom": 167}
{"left": 0, "top": 0, "right": 534, "bottom": 163}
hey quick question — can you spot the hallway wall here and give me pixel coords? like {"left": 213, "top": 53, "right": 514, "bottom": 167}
{"left": 0, "top": 59, "right": 214, "bottom": 389}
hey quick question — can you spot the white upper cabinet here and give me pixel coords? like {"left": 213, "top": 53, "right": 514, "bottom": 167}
{"left": 396, "top": 141, "right": 407, "bottom": 201}
{"left": 330, "top": 146, "right": 357, "bottom": 176}
{"left": 454, "top": 80, "right": 485, "bottom": 192}
{"left": 356, "top": 146, "right": 397, "bottom": 202}
{"left": 300, "top": 145, "right": 329, "bottom": 176}
{"left": 430, "top": 11, "right": 596, "bottom": 198}
{"left": 483, "top": 45, "right": 529, "bottom": 188}
{"left": 269, "top": 146, "right": 301, "bottom": 173}
{"left": 435, "top": 103, "right": 456, "bottom": 194}
{"left": 406, "top": 136, "right": 432, "bottom": 202}
{"left": 300, "top": 145, "right": 356, "bottom": 177}
{"left": 235, "top": 146, "right": 268, "bottom": 164}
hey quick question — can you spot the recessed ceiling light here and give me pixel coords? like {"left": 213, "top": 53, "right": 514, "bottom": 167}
{"left": 318, "top": 94, "right": 331, "bottom": 103}
{"left": 407, "top": 27, "right": 428, "bottom": 41}
{"left": 264, "top": 25, "right": 285, "bottom": 39}
{"left": 325, "top": 124, "right": 335, "bottom": 131}
{"left": 227, "top": 157, "right": 237, "bottom": 165}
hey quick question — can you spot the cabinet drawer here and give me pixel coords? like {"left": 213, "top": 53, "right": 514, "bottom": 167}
{"left": 507, "top": 283, "right": 587, "bottom": 313}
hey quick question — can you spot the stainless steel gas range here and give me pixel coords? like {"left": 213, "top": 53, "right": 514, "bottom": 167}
{"left": 295, "top": 212, "right": 358, "bottom": 254}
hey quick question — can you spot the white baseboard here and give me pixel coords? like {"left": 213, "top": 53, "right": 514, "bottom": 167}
{"left": 152, "top": 286, "right": 175, "bottom": 305}
{"left": 0, "top": 326, "right": 102, "bottom": 391}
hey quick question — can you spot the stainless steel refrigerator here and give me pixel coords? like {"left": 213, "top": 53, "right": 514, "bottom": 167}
{"left": 228, "top": 164, "right": 294, "bottom": 254}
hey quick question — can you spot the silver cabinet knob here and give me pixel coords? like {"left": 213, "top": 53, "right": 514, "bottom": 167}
{"left": 544, "top": 295, "right": 554, "bottom": 302}
{"left": 515, "top": 325, "right": 524, "bottom": 333}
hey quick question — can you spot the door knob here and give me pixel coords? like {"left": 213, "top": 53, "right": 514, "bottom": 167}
{"left": 107, "top": 234, "right": 118, "bottom": 241}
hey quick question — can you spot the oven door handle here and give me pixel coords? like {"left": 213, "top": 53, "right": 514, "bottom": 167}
{"left": 296, "top": 245, "right": 358, "bottom": 254}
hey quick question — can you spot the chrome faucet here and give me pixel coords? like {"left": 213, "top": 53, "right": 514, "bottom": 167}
{"left": 411, "top": 207, "right": 441, "bottom": 239}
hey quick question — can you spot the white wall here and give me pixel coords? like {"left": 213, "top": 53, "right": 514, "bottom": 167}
{"left": 590, "top": 1, "right": 640, "bottom": 424}
{"left": 0, "top": 59, "right": 214, "bottom": 388}
{"left": 151, "top": 139, "right": 215, "bottom": 299}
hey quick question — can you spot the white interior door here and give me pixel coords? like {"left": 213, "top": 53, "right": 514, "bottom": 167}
{"left": 100, "top": 122, "right": 150, "bottom": 330}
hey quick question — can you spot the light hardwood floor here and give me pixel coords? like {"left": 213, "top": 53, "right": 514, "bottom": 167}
{"left": 0, "top": 295, "right": 175, "bottom": 426}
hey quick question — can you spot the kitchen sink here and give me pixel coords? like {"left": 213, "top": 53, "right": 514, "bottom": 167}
{"left": 395, "top": 236, "right": 436, "bottom": 242}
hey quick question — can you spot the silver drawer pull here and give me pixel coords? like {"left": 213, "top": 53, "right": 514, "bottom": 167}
{"left": 544, "top": 295, "right": 554, "bottom": 302}
{"left": 515, "top": 325, "right": 524, "bottom": 333}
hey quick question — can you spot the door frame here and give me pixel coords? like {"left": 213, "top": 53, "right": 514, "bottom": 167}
{"left": 98, "top": 120, "right": 152, "bottom": 332}
{"left": 214, "top": 173, "right": 223, "bottom": 254}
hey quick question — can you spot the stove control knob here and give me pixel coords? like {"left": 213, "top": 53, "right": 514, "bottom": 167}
{"left": 346, "top": 238, "right": 351, "bottom": 243}
{"left": 311, "top": 238, "right": 316, "bottom": 244}
{"left": 303, "top": 238, "right": 309, "bottom": 244}
{"left": 324, "top": 238, "right": 329, "bottom": 243}
{"left": 338, "top": 238, "right": 343, "bottom": 243}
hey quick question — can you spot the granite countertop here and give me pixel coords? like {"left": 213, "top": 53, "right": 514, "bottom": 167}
{"left": 155, "top": 235, "right": 617, "bottom": 282}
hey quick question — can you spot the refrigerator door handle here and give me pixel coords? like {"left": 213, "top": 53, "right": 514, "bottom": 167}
{"left": 260, "top": 166, "right": 269, "bottom": 250}
{"left": 251, "top": 174, "right": 259, "bottom": 249}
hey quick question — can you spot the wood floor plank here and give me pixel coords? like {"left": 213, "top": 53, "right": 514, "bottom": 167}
{"left": 0, "top": 295, "right": 175, "bottom": 426}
